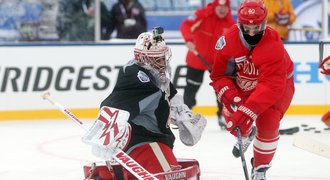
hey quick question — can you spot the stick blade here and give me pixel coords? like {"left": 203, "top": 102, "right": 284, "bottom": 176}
{"left": 293, "top": 135, "right": 330, "bottom": 159}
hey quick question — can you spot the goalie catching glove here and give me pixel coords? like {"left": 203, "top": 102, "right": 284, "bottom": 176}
{"left": 82, "top": 106, "right": 131, "bottom": 160}
{"left": 170, "top": 94, "right": 207, "bottom": 146}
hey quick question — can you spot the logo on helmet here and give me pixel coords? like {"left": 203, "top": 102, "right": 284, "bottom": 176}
{"left": 219, "top": 0, "right": 226, "bottom": 5}
{"left": 238, "top": 0, "right": 267, "bottom": 25}
{"left": 248, "top": 8, "right": 255, "bottom": 14}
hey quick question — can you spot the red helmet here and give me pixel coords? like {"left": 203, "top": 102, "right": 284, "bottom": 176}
{"left": 212, "top": 0, "right": 230, "bottom": 7}
{"left": 238, "top": 0, "right": 267, "bottom": 25}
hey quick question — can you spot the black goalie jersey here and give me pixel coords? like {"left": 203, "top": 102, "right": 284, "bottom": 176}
{"left": 101, "top": 60, "right": 177, "bottom": 152}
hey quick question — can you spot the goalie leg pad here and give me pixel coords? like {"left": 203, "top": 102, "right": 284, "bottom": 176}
{"left": 127, "top": 142, "right": 179, "bottom": 174}
{"left": 83, "top": 159, "right": 201, "bottom": 180}
{"left": 83, "top": 162, "right": 126, "bottom": 180}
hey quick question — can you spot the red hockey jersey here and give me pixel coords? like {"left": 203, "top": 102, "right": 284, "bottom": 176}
{"left": 210, "top": 25, "right": 294, "bottom": 115}
{"left": 180, "top": 2, "right": 235, "bottom": 70}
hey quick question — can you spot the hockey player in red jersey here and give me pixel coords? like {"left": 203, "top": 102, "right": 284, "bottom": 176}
{"left": 210, "top": 0, "right": 295, "bottom": 179}
{"left": 320, "top": 55, "right": 330, "bottom": 75}
{"left": 320, "top": 56, "right": 330, "bottom": 127}
{"left": 180, "top": 0, "right": 236, "bottom": 129}
{"left": 82, "top": 27, "right": 207, "bottom": 179}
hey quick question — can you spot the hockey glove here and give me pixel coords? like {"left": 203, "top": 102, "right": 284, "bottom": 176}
{"left": 176, "top": 113, "right": 207, "bottom": 146}
{"left": 217, "top": 85, "right": 242, "bottom": 113}
{"left": 170, "top": 94, "right": 207, "bottom": 146}
{"left": 275, "top": 12, "right": 290, "bottom": 26}
{"left": 170, "top": 94, "right": 190, "bottom": 124}
{"left": 82, "top": 106, "right": 132, "bottom": 160}
{"left": 320, "top": 56, "right": 330, "bottom": 75}
{"left": 227, "top": 105, "right": 257, "bottom": 137}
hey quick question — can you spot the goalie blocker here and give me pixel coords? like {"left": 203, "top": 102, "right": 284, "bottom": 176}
{"left": 83, "top": 158, "right": 201, "bottom": 180}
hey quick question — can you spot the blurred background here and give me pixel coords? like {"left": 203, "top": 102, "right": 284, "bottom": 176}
{"left": 0, "top": 0, "right": 327, "bottom": 42}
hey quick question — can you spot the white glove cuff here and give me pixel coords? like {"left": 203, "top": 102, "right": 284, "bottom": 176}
{"left": 170, "top": 94, "right": 184, "bottom": 106}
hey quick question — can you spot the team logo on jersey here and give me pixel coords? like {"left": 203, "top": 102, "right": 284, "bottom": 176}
{"left": 137, "top": 71, "right": 150, "bottom": 83}
{"left": 236, "top": 75, "right": 258, "bottom": 91}
{"left": 215, "top": 36, "right": 226, "bottom": 50}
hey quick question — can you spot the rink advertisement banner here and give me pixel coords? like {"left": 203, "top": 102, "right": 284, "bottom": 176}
{"left": 0, "top": 43, "right": 329, "bottom": 120}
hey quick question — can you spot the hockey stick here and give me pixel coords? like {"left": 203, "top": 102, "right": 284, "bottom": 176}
{"left": 319, "top": 41, "right": 324, "bottom": 64}
{"left": 193, "top": 51, "right": 212, "bottom": 72}
{"left": 293, "top": 135, "right": 330, "bottom": 159}
{"left": 279, "top": 126, "right": 299, "bottom": 135}
{"left": 235, "top": 127, "right": 250, "bottom": 180}
{"left": 41, "top": 91, "right": 158, "bottom": 180}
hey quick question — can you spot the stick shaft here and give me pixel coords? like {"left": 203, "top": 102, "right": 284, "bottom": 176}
{"left": 42, "top": 92, "right": 158, "bottom": 180}
{"left": 236, "top": 127, "right": 250, "bottom": 180}
{"left": 43, "top": 93, "right": 89, "bottom": 131}
{"left": 319, "top": 41, "right": 324, "bottom": 63}
{"left": 193, "top": 51, "right": 212, "bottom": 72}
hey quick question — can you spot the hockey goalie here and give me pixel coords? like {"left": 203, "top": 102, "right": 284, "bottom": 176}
{"left": 81, "top": 27, "right": 207, "bottom": 180}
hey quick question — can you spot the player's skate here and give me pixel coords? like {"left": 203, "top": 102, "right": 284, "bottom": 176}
{"left": 251, "top": 158, "right": 271, "bottom": 180}
{"left": 232, "top": 126, "right": 256, "bottom": 157}
{"left": 218, "top": 116, "right": 227, "bottom": 129}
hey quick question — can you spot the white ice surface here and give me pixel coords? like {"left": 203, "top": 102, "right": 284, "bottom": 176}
{"left": 0, "top": 115, "right": 329, "bottom": 180}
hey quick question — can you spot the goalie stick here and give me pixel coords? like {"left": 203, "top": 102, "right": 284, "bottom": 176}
{"left": 293, "top": 135, "right": 330, "bottom": 159}
{"left": 41, "top": 91, "right": 158, "bottom": 180}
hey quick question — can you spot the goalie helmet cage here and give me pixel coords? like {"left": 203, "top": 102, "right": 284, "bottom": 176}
{"left": 83, "top": 158, "right": 201, "bottom": 180}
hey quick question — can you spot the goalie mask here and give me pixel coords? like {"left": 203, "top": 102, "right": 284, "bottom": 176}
{"left": 134, "top": 31, "right": 172, "bottom": 91}
{"left": 237, "top": 0, "right": 268, "bottom": 46}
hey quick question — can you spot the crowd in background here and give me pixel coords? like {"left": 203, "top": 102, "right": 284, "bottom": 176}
{"left": 0, "top": 0, "right": 209, "bottom": 42}
{"left": 0, "top": 0, "right": 317, "bottom": 42}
